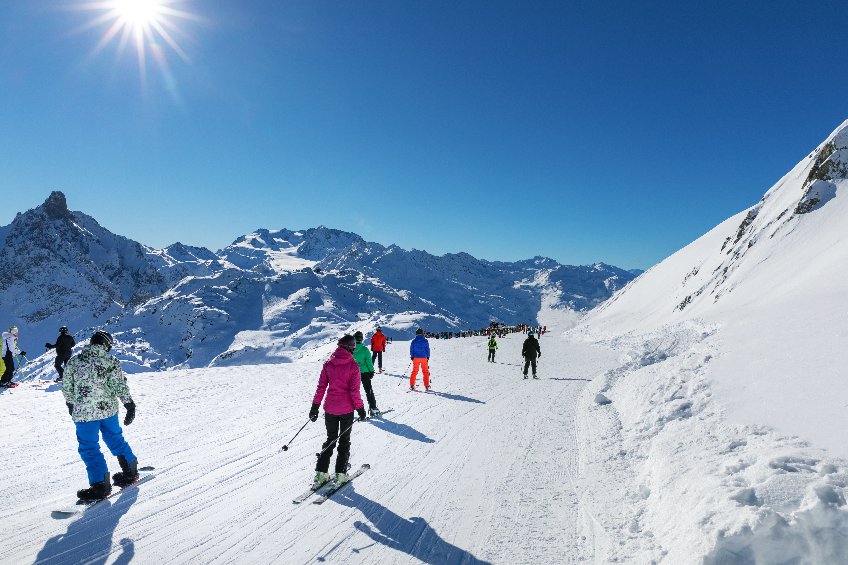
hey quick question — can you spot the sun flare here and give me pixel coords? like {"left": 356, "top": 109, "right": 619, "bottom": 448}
{"left": 73, "top": 0, "right": 199, "bottom": 85}
{"left": 114, "top": 0, "right": 163, "bottom": 30}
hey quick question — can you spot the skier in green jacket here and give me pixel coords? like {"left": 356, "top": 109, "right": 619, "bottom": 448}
{"left": 487, "top": 336, "right": 498, "bottom": 363}
{"left": 353, "top": 331, "right": 381, "bottom": 417}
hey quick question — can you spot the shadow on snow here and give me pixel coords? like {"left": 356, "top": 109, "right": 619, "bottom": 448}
{"left": 36, "top": 487, "right": 138, "bottom": 564}
{"left": 367, "top": 418, "right": 435, "bottom": 444}
{"left": 419, "top": 390, "right": 485, "bottom": 404}
{"left": 326, "top": 484, "right": 492, "bottom": 564}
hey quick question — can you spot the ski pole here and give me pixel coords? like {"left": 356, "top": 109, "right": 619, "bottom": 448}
{"left": 14, "top": 354, "right": 27, "bottom": 380}
{"left": 315, "top": 418, "right": 360, "bottom": 459}
{"left": 398, "top": 361, "right": 412, "bottom": 386}
{"left": 281, "top": 418, "right": 312, "bottom": 452}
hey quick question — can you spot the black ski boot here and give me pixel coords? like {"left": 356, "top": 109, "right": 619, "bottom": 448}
{"left": 77, "top": 473, "right": 111, "bottom": 501}
{"left": 113, "top": 456, "right": 139, "bottom": 487}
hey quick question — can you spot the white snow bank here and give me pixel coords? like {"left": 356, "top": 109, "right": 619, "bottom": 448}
{"left": 572, "top": 322, "right": 848, "bottom": 563}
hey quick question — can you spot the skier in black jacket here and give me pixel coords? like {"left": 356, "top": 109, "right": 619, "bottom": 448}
{"left": 46, "top": 326, "right": 76, "bottom": 381}
{"left": 521, "top": 331, "right": 541, "bottom": 379}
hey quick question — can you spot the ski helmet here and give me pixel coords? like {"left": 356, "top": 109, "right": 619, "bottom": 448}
{"left": 354, "top": 331, "right": 364, "bottom": 343}
{"left": 337, "top": 334, "right": 356, "bottom": 351}
{"left": 375, "top": 325, "right": 382, "bottom": 331}
{"left": 59, "top": 326, "right": 68, "bottom": 334}
{"left": 528, "top": 331, "right": 534, "bottom": 336}
{"left": 415, "top": 328, "right": 424, "bottom": 335}
{"left": 9, "top": 326, "right": 18, "bottom": 336}
{"left": 90, "top": 330, "right": 114, "bottom": 351}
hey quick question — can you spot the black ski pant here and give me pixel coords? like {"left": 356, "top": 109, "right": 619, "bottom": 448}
{"left": 371, "top": 351, "right": 383, "bottom": 370}
{"left": 316, "top": 412, "right": 354, "bottom": 474}
{"left": 523, "top": 357, "right": 537, "bottom": 376}
{"left": 55, "top": 354, "right": 71, "bottom": 379}
{"left": 361, "top": 371, "right": 377, "bottom": 410}
{"left": 488, "top": 349, "right": 496, "bottom": 362}
{"left": 0, "top": 352, "right": 13, "bottom": 385}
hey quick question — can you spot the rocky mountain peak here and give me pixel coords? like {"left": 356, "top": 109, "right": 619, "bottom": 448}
{"left": 42, "top": 191, "right": 71, "bottom": 220}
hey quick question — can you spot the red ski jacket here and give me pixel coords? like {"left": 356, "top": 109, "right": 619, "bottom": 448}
{"left": 370, "top": 331, "right": 387, "bottom": 352}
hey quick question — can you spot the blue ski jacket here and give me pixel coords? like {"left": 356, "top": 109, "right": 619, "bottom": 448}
{"left": 409, "top": 335, "right": 430, "bottom": 359}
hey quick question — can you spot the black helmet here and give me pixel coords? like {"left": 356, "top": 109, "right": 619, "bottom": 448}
{"left": 375, "top": 325, "right": 382, "bottom": 331}
{"left": 59, "top": 326, "right": 68, "bottom": 334}
{"left": 354, "top": 330, "right": 364, "bottom": 342}
{"left": 415, "top": 328, "right": 424, "bottom": 335}
{"left": 337, "top": 334, "right": 356, "bottom": 351}
{"left": 90, "top": 330, "right": 114, "bottom": 351}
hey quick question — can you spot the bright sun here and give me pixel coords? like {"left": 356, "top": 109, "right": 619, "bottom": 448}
{"left": 73, "top": 0, "right": 198, "bottom": 83}
{"left": 114, "top": 0, "right": 163, "bottom": 29}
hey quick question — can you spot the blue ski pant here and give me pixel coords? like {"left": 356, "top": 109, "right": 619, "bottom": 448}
{"left": 75, "top": 414, "right": 136, "bottom": 484}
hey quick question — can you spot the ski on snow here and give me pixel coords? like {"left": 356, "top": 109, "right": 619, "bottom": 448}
{"left": 53, "top": 467, "right": 156, "bottom": 515}
{"left": 292, "top": 463, "right": 370, "bottom": 505}
{"left": 313, "top": 463, "right": 370, "bottom": 504}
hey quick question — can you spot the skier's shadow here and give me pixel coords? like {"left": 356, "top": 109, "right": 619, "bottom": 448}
{"left": 331, "top": 485, "right": 492, "bottom": 564}
{"left": 368, "top": 418, "right": 435, "bottom": 444}
{"left": 37, "top": 487, "right": 138, "bottom": 564}
{"left": 424, "top": 390, "right": 484, "bottom": 404}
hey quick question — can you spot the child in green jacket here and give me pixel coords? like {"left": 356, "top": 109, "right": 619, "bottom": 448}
{"left": 353, "top": 331, "right": 381, "bottom": 417}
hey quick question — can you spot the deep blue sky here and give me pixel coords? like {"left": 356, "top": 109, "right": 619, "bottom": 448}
{"left": 1, "top": 1, "right": 846, "bottom": 269}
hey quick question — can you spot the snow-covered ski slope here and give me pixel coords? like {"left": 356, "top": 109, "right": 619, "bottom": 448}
{"left": 0, "top": 332, "right": 622, "bottom": 565}
{"left": 568, "top": 120, "right": 848, "bottom": 562}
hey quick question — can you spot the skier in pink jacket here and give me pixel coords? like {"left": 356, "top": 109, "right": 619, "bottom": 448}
{"left": 309, "top": 334, "right": 367, "bottom": 489}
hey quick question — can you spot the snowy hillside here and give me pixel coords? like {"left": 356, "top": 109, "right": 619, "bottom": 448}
{"left": 569, "top": 119, "right": 848, "bottom": 561}
{"left": 2, "top": 195, "right": 635, "bottom": 374}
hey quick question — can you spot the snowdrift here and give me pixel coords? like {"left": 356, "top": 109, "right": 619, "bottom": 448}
{"left": 574, "top": 120, "right": 848, "bottom": 562}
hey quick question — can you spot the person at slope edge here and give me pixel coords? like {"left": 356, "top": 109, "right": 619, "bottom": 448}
{"left": 1, "top": 326, "right": 26, "bottom": 388}
{"left": 63, "top": 331, "right": 140, "bottom": 501}
{"left": 487, "top": 335, "right": 498, "bottom": 363}
{"left": 46, "top": 326, "right": 76, "bottom": 382}
{"left": 370, "top": 325, "right": 387, "bottom": 373}
{"left": 353, "top": 331, "right": 382, "bottom": 417}
{"left": 521, "top": 330, "right": 541, "bottom": 379}
{"left": 409, "top": 328, "right": 431, "bottom": 391}
{"left": 309, "top": 334, "right": 367, "bottom": 490}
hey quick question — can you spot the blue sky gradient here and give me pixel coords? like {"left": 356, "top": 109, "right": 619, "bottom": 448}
{"left": 1, "top": 0, "right": 846, "bottom": 269}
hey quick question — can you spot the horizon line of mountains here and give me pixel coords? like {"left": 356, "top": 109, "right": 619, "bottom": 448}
{"left": 1, "top": 192, "right": 639, "bottom": 373}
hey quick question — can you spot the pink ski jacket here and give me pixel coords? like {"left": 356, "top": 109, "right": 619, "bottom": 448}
{"left": 312, "top": 347, "right": 364, "bottom": 415}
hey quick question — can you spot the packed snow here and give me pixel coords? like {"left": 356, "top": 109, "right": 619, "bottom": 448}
{"left": 2, "top": 330, "right": 627, "bottom": 564}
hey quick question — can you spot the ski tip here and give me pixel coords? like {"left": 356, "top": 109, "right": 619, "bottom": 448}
{"left": 362, "top": 463, "right": 371, "bottom": 469}
{"left": 138, "top": 466, "right": 155, "bottom": 472}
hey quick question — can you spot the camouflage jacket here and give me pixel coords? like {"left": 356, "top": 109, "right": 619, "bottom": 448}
{"left": 62, "top": 344, "right": 133, "bottom": 423}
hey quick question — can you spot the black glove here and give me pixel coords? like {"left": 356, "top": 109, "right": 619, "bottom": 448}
{"left": 410, "top": 357, "right": 413, "bottom": 361}
{"left": 357, "top": 407, "right": 367, "bottom": 421}
{"left": 309, "top": 403, "right": 320, "bottom": 422}
{"left": 123, "top": 402, "right": 136, "bottom": 426}
{"left": 20, "top": 351, "right": 26, "bottom": 357}
{"left": 66, "top": 403, "right": 73, "bottom": 416}
{"left": 45, "top": 342, "right": 52, "bottom": 349}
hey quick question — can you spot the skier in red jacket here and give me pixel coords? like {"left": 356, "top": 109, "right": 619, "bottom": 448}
{"left": 370, "top": 326, "right": 387, "bottom": 373}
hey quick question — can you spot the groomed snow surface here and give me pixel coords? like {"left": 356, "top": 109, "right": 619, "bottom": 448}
{"left": 3, "top": 325, "right": 847, "bottom": 564}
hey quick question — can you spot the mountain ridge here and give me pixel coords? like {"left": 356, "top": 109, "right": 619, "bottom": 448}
{"left": 2, "top": 193, "right": 636, "bottom": 373}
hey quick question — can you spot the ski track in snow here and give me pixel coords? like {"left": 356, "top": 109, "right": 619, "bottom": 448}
{"left": 0, "top": 333, "right": 620, "bottom": 565}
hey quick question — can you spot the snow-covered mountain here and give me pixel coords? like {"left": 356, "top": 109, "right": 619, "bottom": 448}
{"left": 570, "top": 119, "right": 848, "bottom": 561}
{"left": 107, "top": 229, "right": 635, "bottom": 371}
{"left": 3, "top": 193, "right": 636, "bottom": 373}
{"left": 0, "top": 192, "right": 222, "bottom": 361}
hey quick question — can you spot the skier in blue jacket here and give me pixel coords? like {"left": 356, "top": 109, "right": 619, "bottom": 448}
{"left": 409, "top": 328, "right": 431, "bottom": 390}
